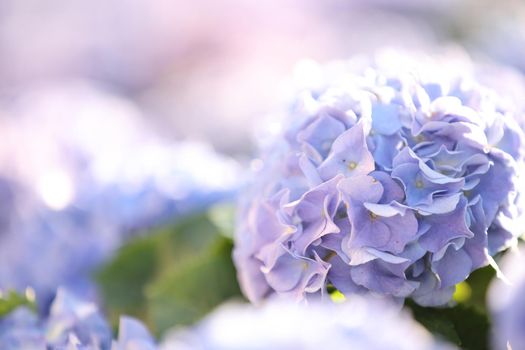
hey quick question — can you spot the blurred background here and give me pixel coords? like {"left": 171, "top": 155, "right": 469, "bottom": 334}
{"left": 0, "top": 0, "right": 524, "bottom": 342}
{"left": 2, "top": 0, "right": 524, "bottom": 154}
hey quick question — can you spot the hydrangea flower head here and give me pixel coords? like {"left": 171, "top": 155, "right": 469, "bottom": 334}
{"left": 162, "top": 296, "right": 455, "bottom": 350}
{"left": 234, "top": 52, "right": 525, "bottom": 306}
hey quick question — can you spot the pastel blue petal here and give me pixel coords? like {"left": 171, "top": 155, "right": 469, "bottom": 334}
{"left": 419, "top": 197, "right": 474, "bottom": 253}
{"left": 371, "top": 103, "right": 402, "bottom": 136}
{"left": 317, "top": 120, "right": 375, "bottom": 180}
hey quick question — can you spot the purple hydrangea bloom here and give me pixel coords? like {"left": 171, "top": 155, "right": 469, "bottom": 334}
{"left": 162, "top": 296, "right": 455, "bottom": 350}
{"left": 488, "top": 246, "right": 525, "bottom": 350}
{"left": 0, "top": 84, "right": 240, "bottom": 308}
{"left": 234, "top": 52, "right": 525, "bottom": 306}
{"left": 0, "top": 288, "right": 157, "bottom": 350}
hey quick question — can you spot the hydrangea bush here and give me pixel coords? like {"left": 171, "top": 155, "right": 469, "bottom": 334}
{"left": 0, "top": 289, "right": 156, "bottom": 350}
{"left": 163, "top": 296, "right": 455, "bottom": 350}
{"left": 234, "top": 53, "right": 525, "bottom": 306}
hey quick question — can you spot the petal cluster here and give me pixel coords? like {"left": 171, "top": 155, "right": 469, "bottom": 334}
{"left": 0, "top": 289, "right": 157, "bottom": 350}
{"left": 234, "top": 53, "right": 525, "bottom": 305}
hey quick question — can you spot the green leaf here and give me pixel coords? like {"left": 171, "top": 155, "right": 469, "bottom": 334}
{"left": 0, "top": 290, "right": 35, "bottom": 317}
{"left": 406, "top": 300, "right": 461, "bottom": 346}
{"left": 155, "top": 212, "right": 223, "bottom": 271}
{"left": 445, "top": 304, "right": 490, "bottom": 350}
{"left": 146, "top": 238, "right": 242, "bottom": 334}
{"left": 96, "top": 234, "right": 158, "bottom": 322}
{"left": 461, "top": 266, "right": 495, "bottom": 310}
{"left": 96, "top": 208, "right": 241, "bottom": 335}
{"left": 406, "top": 301, "right": 490, "bottom": 350}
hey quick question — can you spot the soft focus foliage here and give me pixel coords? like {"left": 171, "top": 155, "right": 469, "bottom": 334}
{"left": 234, "top": 52, "right": 525, "bottom": 306}
{"left": 97, "top": 209, "right": 241, "bottom": 334}
{"left": 0, "top": 84, "right": 239, "bottom": 307}
{"left": 0, "top": 291, "right": 35, "bottom": 319}
{"left": 162, "top": 296, "right": 455, "bottom": 350}
{"left": 407, "top": 298, "right": 490, "bottom": 349}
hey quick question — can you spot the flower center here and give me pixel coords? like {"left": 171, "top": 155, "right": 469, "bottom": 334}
{"left": 415, "top": 135, "right": 425, "bottom": 142}
{"left": 324, "top": 250, "right": 337, "bottom": 261}
{"left": 415, "top": 180, "right": 424, "bottom": 188}
{"left": 347, "top": 161, "right": 357, "bottom": 170}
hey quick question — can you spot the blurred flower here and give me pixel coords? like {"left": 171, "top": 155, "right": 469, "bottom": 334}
{"left": 0, "top": 0, "right": 182, "bottom": 91}
{"left": 0, "top": 82, "right": 240, "bottom": 308}
{"left": 138, "top": 0, "right": 438, "bottom": 153}
{"left": 348, "top": 0, "right": 461, "bottom": 14}
{"left": 0, "top": 288, "right": 156, "bottom": 350}
{"left": 488, "top": 246, "right": 525, "bottom": 350}
{"left": 112, "top": 317, "right": 157, "bottom": 350}
{"left": 234, "top": 51, "right": 525, "bottom": 306}
{"left": 161, "top": 296, "right": 454, "bottom": 350}
{"left": 0, "top": 0, "right": 441, "bottom": 152}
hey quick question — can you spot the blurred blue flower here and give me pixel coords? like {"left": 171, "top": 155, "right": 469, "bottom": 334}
{"left": 162, "top": 296, "right": 455, "bottom": 350}
{"left": 113, "top": 317, "right": 157, "bottom": 350}
{"left": 234, "top": 52, "right": 525, "bottom": 306}
{"left": 0, "top": 84, "right": 240, "bottom": 308}
{"left": 0, "top": 288, "right": 157, "bottom": 350}
{"left": 488, "top": 246, "right": 525, "bottom": 350}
